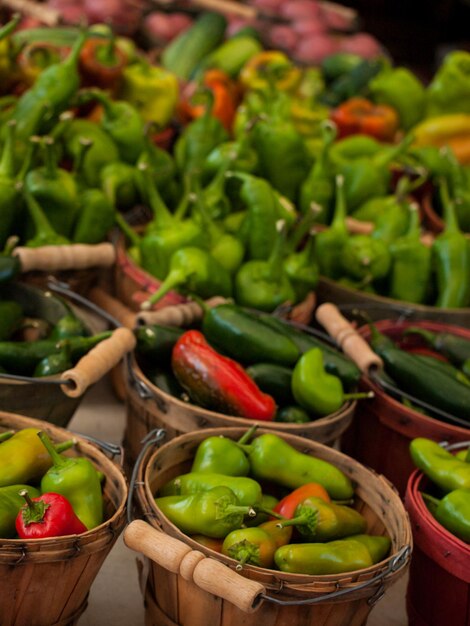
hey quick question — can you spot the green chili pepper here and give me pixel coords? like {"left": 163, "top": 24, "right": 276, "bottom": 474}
{"left": 0, "top": 121, "right": 20, "bottom": 249}
{"left": 234, "top": 221, "right": 296, "bottom": 312}
{"left": 369, "top": 66, "right": 425, "bottom": 130}
{"left": 9, "top": 30, "right": 87, "bottom": 142}
{"left": 247, "top": 363, "right": 295, "bottom": 406}
{"left": 315, "top": 174, "right": 348, "bottom": 279}
{"left": 160, "top": 472, "right": 262, "bottom": 507}
{"left": 191, "top": 433, "right": 252, "bottom": 477}
{"left": 0, "top": 428, "right": 74, "bottom": 488}
{"left": 279, "top": 496, "right": 367, "bottom": 541}
{"left": 135, "top": 324, "right": 184, "bottom": 365}
{"left": 238, "top": 432, "right": 353, "bottom": 499}
{"left": 275, "top": 405, "right": 311, "bottom": 424}
{"left": 73, "top": 188, "right": 115, "bottom": 245}
{"left": 443, "top": 147, "right": 470, "bottom": 232}
{"left": 389, "top": 204, "right": 432, "bottom": 303}
{"left": 0, "top": 484, "right": 40, "bottom": 538}
{"left": 299, "top": 121, "right": 336, "bottom": 222}
{"left": 330, "top": 135, "right": 382, "bottom": 164}
{"left": 422, "top": 489, "right": 470, "bottom": 543}
{"left": 413, "top": 353, "right": 470, "bottom": 387}
{"left": 33, "top": 341, "right": 72, "bottom": 377}
{"left": 426, "top": 51, "right": 470, "bottom": 117}
{"left": 433, "top": 178, "right": 470, "bottom": 308}
{"left": 142, "top": 247, "right": 232, "bottom": 310}
{"left": 291, "top": 347, "right": 370, "bottom": 416}
{"left": 275, "top": 539, "right": 373, "bottom": 575}
{"left": 345, "top": 534, "right": 391, "bottom": 563}
{"left": 410, "top": 438, "right": 470, "bottom": 493}
{"left": 204, "top": 140, "right": 258, "bottom": 178}
{"left": 341, "top": 234, "right": 391, "bottom": 281}
{"left": 39, "top": 431, "right": 103, "bottom": 530}
{"left": 23, "top": 188, "right": 70, "bottom": 248}
{"left": 0, "top": 300, "right": 22, "bottom": 341}
{"left": 24, "top": 136, "right": 79, "bottom": 238}
{"left": 100, "top": 161, "right": 138, "bottom": 211}
{"left": 319, "top": 57, "right": 385, "bottom": 108}
{"left": 368, "top": 178, "right": 415, "bottom": 245}
{"left": 155, "top": 486, "right": 253, "bottom": 538}
{"left": 404, "top": 326, "right": 470, "bottom": 366}
{"left": 284, "top": 226, "right": 318, "bottom": 301}
{"left": 202, "top": 303, "right": 299, "bottom": 366}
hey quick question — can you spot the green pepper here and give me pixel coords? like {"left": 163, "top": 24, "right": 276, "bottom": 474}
{"left": 100, "top": 161, "right": 139, "bottom": 211}
{"left": 433, "top": 178, "right": 470, "bottom": 308}
{"left": 23, "top": 188, "right": 70, "bottom": 248}
{"left": 0, "top": 121, "right": 20, "bottom": 249}
{"left": 9, "top": 30, "right": 86, "bottom": 143}
{"left": 274, "top": 539, "right": 373, "bottom": 575}
{"left": 244, "top": 494, "right": 279, "bottom": 527}
{"left": 222, "top": 526, "right": 278, "bottom": 568}
{"left": 239, "top": 432, "right": 353, "bottom": 499}
{"left": 0, "top": 428, "right": 74, "bottom": 488}
{"left": 315, "top": 174, "right": 349, "bottom": 279}
{"left": 82, "top": 89, "right": 145, "bottom": 164}
{"left": 234, "top": 222, "right": 297, "bottom": 312}
{"left": 24, "top": 136, "right": 79, "bottom": 238}
{"left": 426, "top": 51, "right": 470, "bottom": 118}
{"left": 404, "top": 326, "right": 470, "bottom": 367}
{"left": 120, "top": 60, "right": 178, "bottom": 128}
{"left": 341, "top": 234, "right": 391, "bottom": 281}
{"left": 247, "top": 363, "right": 295, "bottom": 406}
{"left": 423, "top": 489, "right": 470, "bottom": 543}
{"left": 155, "top": 486, "right": 253, "bottom": 538}
{"left": 141, "top": 247, "right": 232, "bottom": 310}
{"left": 389, "top": 204, "right": 432, "bottom": 304}
{"left": 160, "top": 472, "right": 262, "bottom": 507}
{"left": 149, "top": 369, "right": 185, "bottom": 398}
{"left": 291, "top": 347, "right": 369, "bottom": 416}
{"left": 368, "top": 178, "right": 415, "bottom": 245}
{"left": 49, "top": 311, "right": 89, "bottom": 341}
{"left": 0, "top": 300, "right": 22, "bottom": 341}
{"left": 279, "top": 496, "right": 367, "bottom": 542}
{"left": 283, "top": 212, "right": 318, "bottom": 300}
{"left": 202, "top": 304, "right": 299, "bottom": 366}
{"left": 191, "top": 433, "right": 251, "bottom": 477}
{"left": 345, "top": 534, "right": 391, "bottom": 563}
{"left": 135, "top": 324, "right": 184, "bottom": 365}
{"left": 330, "top": 135, "right": 382, "bottom": 164}
{"left": 204, "top": 140, "right": 258, "bottom": 179}
{"left": 33, "top": 341, "right": 72, "bottom": 377}
{"left": 64, "top": 119, "right": 119, "bottom": 187}
{"left": 0, "top": 484, "right": 40, "bottom": 538}
{"left": 39, "top": 431, "right": 103, "bottom": 530}
{"left": 319, "top": 58, "right": 385, "bottom": 108}
{"left": 321, "top": 53, "right": 363, "bottom": 82}
{"left": 410, "top": 438, "right": 470, "bottom": 493}
{"left": 444, "top": 147, "right": 470, "bottom": 232}
{"left": 73, "top": 188, "right": 115, "bottom": 245}
{"left": 299, "top": 121, "right": 336, "bottom": 222}
{"left": 198, "top": 35, "right": 263, "bottom": 78}
{"left": 275, "top": 405, "right": 311, "bottom": 424}
{"left": 369, "top": 66, "right": 425, "bottom": 130}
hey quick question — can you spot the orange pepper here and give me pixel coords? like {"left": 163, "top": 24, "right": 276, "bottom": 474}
{"left": 273, "top": 483, "right": 331, "bottom": 519}
{"left": 181, "top": 69, "right": 238, "bottom": 132}
{"left": 331, "top": 97, "right": 399, "bottom": 142}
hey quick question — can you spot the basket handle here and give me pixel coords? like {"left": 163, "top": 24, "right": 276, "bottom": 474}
{"left": 315, "top": 303, "right": 383, "bottom": 373}
{"left": 14, "top": 243, "right": 116, "bottom": 273}
{"left": 60, "top": 327, "right": 136, "bottom": 397}
{"left": 135, "top": 296, "right": 229, "bottom": 327}
{"left": 124, "top": 520, "right": 266, "bottom": 613}
{"left": 88, "top": 287, "right": 136, "bottom": 328}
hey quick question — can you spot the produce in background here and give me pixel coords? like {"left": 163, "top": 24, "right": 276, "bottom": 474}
{"left": 153, "top": 428, "right": 391, "bottom": 573}
{"left": 410, "top": 438, "right": 470, "bottom": 543}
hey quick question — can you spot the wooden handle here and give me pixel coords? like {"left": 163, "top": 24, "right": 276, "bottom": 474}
{"left": 1, "top": 0, "right": 60, "bottom": 24}
{"left": 14, "top": 243, "right": 116, "bottom": 273}
{"left": 124, "top": 521, "right": 193, "bottom": 574}
{"left": 88, "top": 287, "right": 136, "bottom": 328}
{"left": 60, "top": 327, "right": 136, "bottom": 397}
{"left": 315, "top": 303, "right": 383, "bottom": 373}
{"left": 345, "top": 217, "right": 374, "bottom": 235}
{"left": 124, "top": 522, "right": 265, "bottom": 613}
{"left": 136, "top": 297, "right": 228, "bottom": 327}
{"left": 192, "top": 558, "right": 265, "bottom": 613}
{"left": 191, "top": 0, "right": 257, "bottom": 19}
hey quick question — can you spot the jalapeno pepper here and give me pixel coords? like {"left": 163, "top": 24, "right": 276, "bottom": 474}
{"left": 404, "top": 327, "right": 470, "bottom": 367}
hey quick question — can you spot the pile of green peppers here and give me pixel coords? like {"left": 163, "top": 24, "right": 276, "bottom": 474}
{"left": 0, "top": 427, "right": 103, "bottom": 538}
{"left": 410, "top": 438, "right": 470, "bottom": 544}
{"left": 136, "top": 302, "right": 364, "bottom": 423}
{"left": 154, "top": 428, "right": 391, "bottom": 573}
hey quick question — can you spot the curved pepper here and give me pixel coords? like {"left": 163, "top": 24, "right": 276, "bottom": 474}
{"left": 171, "top": 330, "right": 276, "bottom": 421}
{"left": 315, "top": 174, "right": 349, "bottom": 279}
{"left": 274, "top": 539, "right": 373, "bottom": 575}
{"left": 23, "top": 188, "right": 70, "bottom": 248}
{"left": 410, "top": 438, "right": 470, "bottom": 493}
{"left": 160, "top": 472, "right": 262, "bottom": 507}
{"left": 423, "top": 489, "right": 470, "bottom": 543}
{"left": 404, "top": 327, "right": 470, "bottom": 367}
{"left": 18, "top": 42, "right": 67, "bottom": 87}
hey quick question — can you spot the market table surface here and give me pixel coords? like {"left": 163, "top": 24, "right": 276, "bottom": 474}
{"left": 70, "top": 378, "right": 408, "bottom": 626}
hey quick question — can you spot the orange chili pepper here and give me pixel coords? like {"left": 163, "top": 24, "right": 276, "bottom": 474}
{"left": 273, "top": 482, "right": 331, "bottom": 519}
{"left": 181, "top": 69, "right": 238, "bottom": 132}
{"left": 331, "top": 97, "right": 399, "bottom": 142}
{"left": 79, "top": 37, "right": 127, "bottom": 93}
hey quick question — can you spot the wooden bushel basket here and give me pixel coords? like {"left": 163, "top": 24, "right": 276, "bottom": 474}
{"left": 405, "top": 441, "right": 470, "bottom": 626}
{"left": 124, "top": 427, "right": 412, "bottom": 626}
{"left": 0, "top": 412, "right": 128, "bottom": 626}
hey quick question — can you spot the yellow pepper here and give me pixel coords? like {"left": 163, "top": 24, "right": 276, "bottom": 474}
{"left": 412, "top": 113, "right": 470, "bottom": 164}
{"left": 240, "top": 51, "right": 301, "bottom": 93}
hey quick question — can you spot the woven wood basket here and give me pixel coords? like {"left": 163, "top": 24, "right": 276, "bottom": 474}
{"left": 0, "top": 411, "right": 128, "bottom": 626}
{"left": 125, "top": 427, "right": 412, "bottom": 626}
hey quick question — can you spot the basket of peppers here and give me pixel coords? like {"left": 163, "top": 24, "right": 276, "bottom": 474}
{"left": 405, "top": 438, "right": 470, "bottom": 626}
{"left": 124, "top": 426, "right": 411, "bottom": 625}
{"left": 123, "top": 295, "right": 370, "bottom": 463}
{"left": 0, "top": 412, "right": 127, "bottom": 626}
{"left": 0, "top": 281, "right": 135, "bottom": 426}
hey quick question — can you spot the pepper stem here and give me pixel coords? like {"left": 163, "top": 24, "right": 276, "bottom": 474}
{"left": 19, "top": 489, "right": 50, "bottom": 525}
{"left": 37, "top": 431, "right": 67, "bottom": 467}
{"left": 64, "top": 29, "right": 87, "bottom": 69}
{"left": 141, "top": 268, "right": 190, "bottom": 310}
{"left": 0, "top": 119, "right": 16, "bottom": 179}
{"left": 73, "top": 137, "right": 93, "bottom": 176}
{"left": 225, "top": 505, "right": 256, "bottom": 517}
{"left": 276, "top": 507, "right": 319, "bottom": 534}
{"left": 115, "top": 213, "right": 141, "bottom": 248}
{"left": 138, "top": 164, "right": 174, "bottom": 229}
{"left": 0, "top": 13, "right": 20, "bottom": 41}
{"left": 56, "top": 438, "right": 76, "bottom": 454}
{"left": 42, "top": 136, "right": 58, "bottom": 180}
{"left": 238, "top": 424, "right": 258, "bottom": 445}
{"left": 439, "top": 177, "right": 461, "bottom": 234}
{"left": 402, "top": 327, "right": 436, "bottom": 346}
{"left": 331, "top": 175, "right": 347, "bottom": 232}
{"left": 343, "top": 391, "right": 375, "bottom": 401}
{"left": 0, "top": 430, "right": 14, "bottom": 443}
{"left": 421, "top": 492, "right": 440, "bottom": 516}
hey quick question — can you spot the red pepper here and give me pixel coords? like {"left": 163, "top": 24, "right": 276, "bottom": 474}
{"left": 171, "top": 330, "right": 276, "bottom": 421}
{"left": 16, "top": 491, "right": 87, "bottom": 539}
{"left": 330, "top": 97, "right": 399, "bottom": 141}
{"left": 79, "top": 36, "right": 127, "bottom": 93}
{"left": 273, "top": 483, "right": 331, "bottom": 518}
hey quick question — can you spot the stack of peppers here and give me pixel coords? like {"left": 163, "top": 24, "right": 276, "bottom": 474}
{"left": 410, "top": 438, "right": 470, "bottom": 544}
{"left": 135, "top": 302, "right": 366, "bottom": 424}
{"left": 0, "top": 428, "right": 104, "bottom": 539}
{"left": 155, "top": 428, "right": 391, "bottom": 574}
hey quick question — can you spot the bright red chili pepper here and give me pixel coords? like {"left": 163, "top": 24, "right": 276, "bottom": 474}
{"left": 274, "top": 483, "right": 331, "bottom": 519}
{"left": 171, "top": 330, "right": 276, "bottom": 421}
{"left": 16, "top": 491, "right": 87, "bottom": 539}
{"left": 330, "top": 97, "right": 399, "bottom": 141}
{"left": 79, "top": 37, "right": 128, "bottom": 93}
